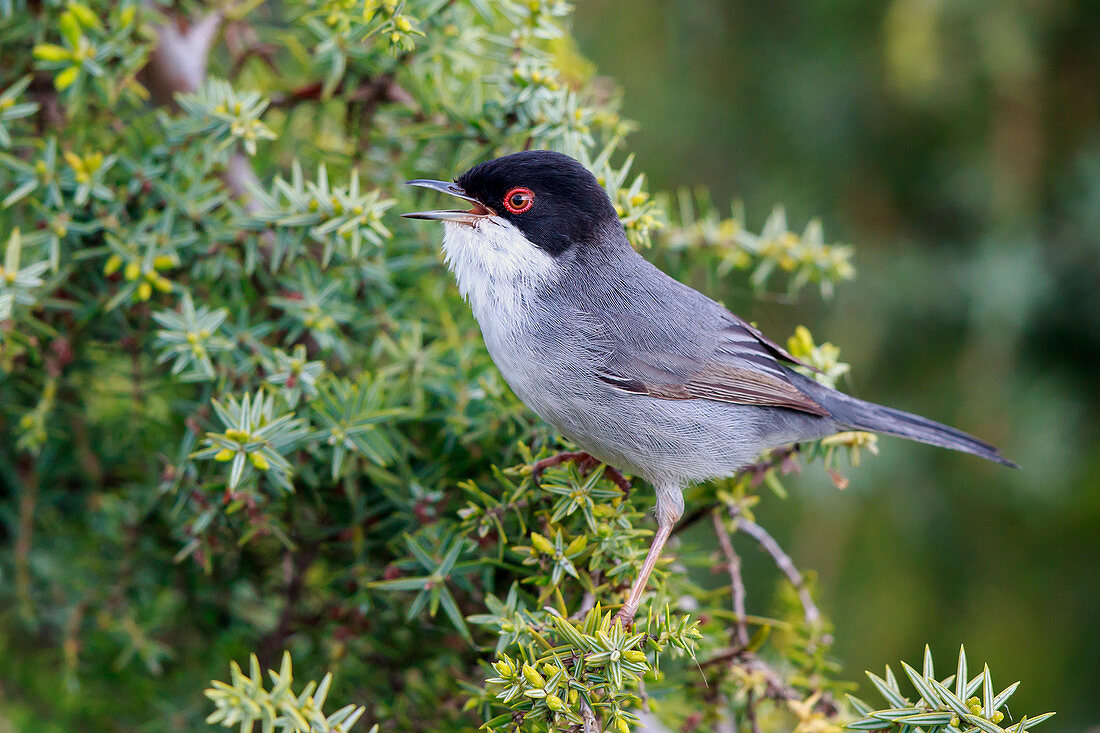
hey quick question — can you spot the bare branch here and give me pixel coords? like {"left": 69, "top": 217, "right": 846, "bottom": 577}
{"left": 570, "top": 588, "right": 598, "bottom": 621}
{"left": 701, "top": 649, "right": 837, "bottom": 716}
{"left": 222, "top": 152, "right": 263, "bottom": 214}
{"left": 141, "top": 11, "right": 277, "bottom": 248}
{"left": 711, "top": 509, "right": 749, "bottom": 647}
{"left": 580, "top": 701, "right": 598, "bottom": 733}
{"left": 142, "top": 11, "right": 223, "bottom": 105}
{"left": 15, "top": 455, "right": 39, "bottom": 617}
{"left": 746, "top": 690, "right": 761, "bottom": 733}
{"left": 728, "top": 504, "right": 820, "bottom": 626}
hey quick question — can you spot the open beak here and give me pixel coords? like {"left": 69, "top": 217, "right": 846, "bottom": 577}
{"left": 402, "top": 179, "right": 492, "bottom": 223}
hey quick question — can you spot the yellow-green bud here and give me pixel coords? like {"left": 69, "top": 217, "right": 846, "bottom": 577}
{"left": 545, "top": 694, "right": 563, "bottom": 711}
{"left": 394, "top": 15, "right": 412, "bottom": 31}
{"left": 136, "top": 281, "right": 152, "bottom": 301}
{"left": 67, "top": 2, "right": 101, "bottom": 29}
{"left": 530, "top": 532, "right": 554, "bottom": 555}
{"left": 249, "top": 452, "right": 270, "bottom": 470}
{"left": 103, "top": 254, "right": 122, "bottom": 276}
{"left": 123, "top": 261, "right": 140, "bottom": 281}
{"left": 521, "top": 664, "right": 544, "bottom": 688}
{"left": 58, "top": 11, "right": 82, "bottom": 48}
{"left": 55, "top": 66, "right": 80, "bottom": 92}
{"left": 33, "top": 43, "right": 71, "bottom": 62}
{"left": 565, "top": 534, "right": 587, "bottom": 555}
{"left": 214, "top": 448, "right": 234, "bottom": 462}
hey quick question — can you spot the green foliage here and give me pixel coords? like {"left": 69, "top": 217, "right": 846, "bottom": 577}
{"left": 665, "top": 192, "right": 855, "bottom": 297}
{"left": 0, "top": 229, "right": 49, "bottom": 320}
{"left": 0, "top": 1, "right": 1055, "bottom": 732}
{"left": 848, "top": 647, "right": 1054, "bottom": 733}
{"left": 0, "top": 77, "right": 37, "bottom": 148}
{"left": 206, "top": 652, "right": 373, "bottom": 733}
{"left": 480, "top": 606, "right": 699, "bottom": 732}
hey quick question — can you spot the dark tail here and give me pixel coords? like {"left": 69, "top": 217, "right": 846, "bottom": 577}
{"left": 787, "top": 370, "right": 1017, "bottom": 468}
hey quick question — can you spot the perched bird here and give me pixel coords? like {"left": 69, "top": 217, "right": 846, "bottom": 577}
{"left": 403, "top": 150, "right": 1014, "bottom": 625}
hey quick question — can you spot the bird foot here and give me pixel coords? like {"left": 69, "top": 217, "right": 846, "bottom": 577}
{"left": 612, "top": 608, "right": 636, "bottom": 629}
{"left": 530, "top": 451, "right": 631, "bottom": 494}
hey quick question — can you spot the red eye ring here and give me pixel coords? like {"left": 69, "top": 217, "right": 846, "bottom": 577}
{"left": 503, "top": 187, "right": 535, "bottom": 214}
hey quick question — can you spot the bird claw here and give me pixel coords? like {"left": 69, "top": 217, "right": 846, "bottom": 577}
{"left": 530, "top": 451, "right": 632, "bottom": 494}
{"left": 612, "top": 608, "right": 635, "bottom": 629}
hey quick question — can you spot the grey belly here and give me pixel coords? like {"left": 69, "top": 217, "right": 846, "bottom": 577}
{"left": 489, "top": 340, "right": 836, "bottom": 488}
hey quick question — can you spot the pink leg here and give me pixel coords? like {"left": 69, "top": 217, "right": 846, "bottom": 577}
{"left": 613, "top": 519, "right": 673, "bottom": 627}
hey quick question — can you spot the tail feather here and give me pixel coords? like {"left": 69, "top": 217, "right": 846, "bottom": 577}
{"left": 788, "top": 370, "right": 1017, "bottom": 468}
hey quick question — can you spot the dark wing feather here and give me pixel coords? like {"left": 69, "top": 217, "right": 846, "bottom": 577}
{"left": 564, "top": 246, "right": 827, "bottom": 417}
{"left": 596, "top": 314, "right": 828, "bottom": 417}
{"left": 731, "top": 317, "right": 819, "bottom": 373}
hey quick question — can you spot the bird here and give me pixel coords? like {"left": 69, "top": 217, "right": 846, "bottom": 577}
{"left": 402, "top": 150, "right": 1015, "bottom": 626}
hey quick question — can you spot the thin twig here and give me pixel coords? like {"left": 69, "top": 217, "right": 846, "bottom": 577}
{"left": 746, "top": 689, "right": 761, "bottom": 733}
{"left": 531, "top": 451, "right": 632, "bottom": 495}
{"left": 15, "top": 455, "right": 39, "bottom": 617}
{"left": 258, "top": 545, "right": 318, "bottom": 667}
{"left": 728, "top": 504, "right": 820, "bottom": 626}
{"left": 580, "top": 701, "right": 598, "bottom": 733}
{"left": 570, "top": 588, "right": 598, "bottom": 621}
{"left": 701, "top": 649, "right": 836, "bottom": 715}
{"left": 710, "top": 510, "right": 749, "bottom": 647}
{"left": 672, "top": 445, "right": 802, "bottom": 537}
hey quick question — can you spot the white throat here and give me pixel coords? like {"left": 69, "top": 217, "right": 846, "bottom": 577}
{"left": 441, "top": 217, "right": 558, "bottom": 327}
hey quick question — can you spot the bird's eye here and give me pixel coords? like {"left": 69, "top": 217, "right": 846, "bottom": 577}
{"left": 502, "top": 187, "right": 534, "bottom": 214}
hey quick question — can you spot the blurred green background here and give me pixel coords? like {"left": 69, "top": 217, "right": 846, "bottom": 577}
{"left": 573, "top": 0, "right": 1100, "bottom": 729}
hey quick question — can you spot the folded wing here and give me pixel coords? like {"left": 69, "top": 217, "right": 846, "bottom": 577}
{"left": 597, "top": 315, "right": 829, "bottom": 417}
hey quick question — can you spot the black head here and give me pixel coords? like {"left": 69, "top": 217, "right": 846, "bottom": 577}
{"left": 455, "top": 150, "right": 619, "bottom": 256}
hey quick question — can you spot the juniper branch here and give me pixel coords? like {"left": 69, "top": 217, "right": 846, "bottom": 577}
{"left": 711, "top": 509, "right": 749, "bottom": 647}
